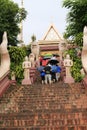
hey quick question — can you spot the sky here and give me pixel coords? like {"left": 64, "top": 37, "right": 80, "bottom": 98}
{"left": 13, "top": 0, "right": 68, "bottom": 45}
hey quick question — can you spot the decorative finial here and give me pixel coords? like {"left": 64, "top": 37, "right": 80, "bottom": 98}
{"left": 21, "top": 0, "right": 23, "bottom": 8}
{"left": 50, "top": 16, "right": 54, "bottom": 25}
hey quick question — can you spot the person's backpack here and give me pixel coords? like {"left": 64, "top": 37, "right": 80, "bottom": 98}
{"left": 41, "top": 71, "right": 45, "bottom": 76}
{"left": 51, "top": 65, "right": 57, "bottom": 73}
{"left": 57, "top": 66, "right": 61, "bottom": 73}
{"left": 44, "top": 65, "right": 51, "bottom": 74}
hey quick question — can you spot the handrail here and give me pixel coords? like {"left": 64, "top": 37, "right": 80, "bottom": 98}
{"left": 82, "top": 26, "right": 87, "bottom": 73}
{"left": 0, "top": 32, "right": 11, "bottom": 97}
{"left": 0, "top": 70, "right": 10, "bottom": 81}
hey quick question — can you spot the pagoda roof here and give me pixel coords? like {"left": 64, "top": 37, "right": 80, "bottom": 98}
{"left": 42, "top": 24, "right": 64, "bottom": 41}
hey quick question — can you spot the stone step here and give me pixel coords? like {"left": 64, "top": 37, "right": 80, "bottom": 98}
{"left": 0, "top": 81, "right": 87, "bottom": 129}
{"left": 0, "top": 127, "right": 87, "bottom": 130}
{"left": 0, "top": 112, "right": 87, "bottom": 128}
{"left": 0, "top": 82, "right": 87, "bottom": 114}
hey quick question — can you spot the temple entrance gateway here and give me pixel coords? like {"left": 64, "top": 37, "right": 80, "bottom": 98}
{"left": 38, "top": 24, "right": 66, "bottom": 58}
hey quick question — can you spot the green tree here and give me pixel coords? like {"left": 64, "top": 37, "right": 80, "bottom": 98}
{"left": 63, "top": 0, "right": 87, "bottom": 46}
{"left": 21, "top": 45, "right": 31, "bottom": 57}
{"left": 0, "top": 0, "right": 27, "bottom": 46}
{"left": 9, "top": 46, "right": 26, "bottom": 83}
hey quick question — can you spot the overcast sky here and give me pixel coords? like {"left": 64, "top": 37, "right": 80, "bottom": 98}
{"left": 13, "top": 0, "right": 68, "bottom": 44}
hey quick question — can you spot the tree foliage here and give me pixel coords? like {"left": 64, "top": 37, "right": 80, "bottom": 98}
{"left": 0, "top": 0, "right": 27, "bottom": 46}
{"left": 9, "top": 46, "right": 27, "bottom": 83}
{"left": 63, "top": 0, "right": 87, "bottom": 46}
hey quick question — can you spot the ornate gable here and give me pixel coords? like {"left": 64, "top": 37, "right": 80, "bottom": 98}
{"left": 43, "top": 24, "right": 63, "bottom": 41}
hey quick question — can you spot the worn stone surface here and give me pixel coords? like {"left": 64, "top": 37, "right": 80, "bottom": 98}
{"left": 0, "top": 81, "right": 87, "bottom": 129}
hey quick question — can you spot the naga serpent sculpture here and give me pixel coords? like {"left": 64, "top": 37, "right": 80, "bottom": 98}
{"left": 0, "top": 32, "right": 10, "bottom": 78}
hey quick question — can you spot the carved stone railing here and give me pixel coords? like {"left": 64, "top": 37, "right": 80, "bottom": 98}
{"left": 0, "top": 71, "right": 10, "bottom": 98}
{"left": 60, "top": 61, "right": 66, "bottom": 81}
{"left": 81, "top": 26, "right": 87, "bottom": 87}
{"left": 0, "top": 32, "right": 11, "bottom": 97}
{"left": 30, "top": 67, "right": 37, "bottom": 83}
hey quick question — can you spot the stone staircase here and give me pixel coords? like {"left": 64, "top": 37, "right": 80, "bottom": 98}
{"left": 0, "top": 81, "right": 87, "bottom": 130}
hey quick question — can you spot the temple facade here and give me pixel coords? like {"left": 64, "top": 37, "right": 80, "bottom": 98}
{"left": 38, "top": 24, "right": 66, "bottom": 57}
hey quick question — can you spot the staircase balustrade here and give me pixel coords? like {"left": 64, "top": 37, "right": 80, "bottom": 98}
{"left": 0, "top": 71, "right": 10, "bottom": 98}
